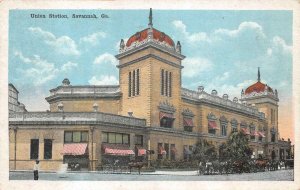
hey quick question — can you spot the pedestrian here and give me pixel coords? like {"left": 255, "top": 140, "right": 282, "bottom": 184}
{"left": 33, "top": 160, "right": 40, "bottom": 180}
{"left": 198, "top": 161, "right": 203, "bottom": 175}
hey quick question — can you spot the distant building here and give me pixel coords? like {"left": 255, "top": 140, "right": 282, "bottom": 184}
{"left": 9, "top": 9, "right": 292, "bottom": 171}
{"left": 9, "top": 83, "right": 27, "bottom": 113}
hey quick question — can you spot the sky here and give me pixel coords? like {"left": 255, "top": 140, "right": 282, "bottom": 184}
{"left": 9, "top": 9, "right": 293, "bottom": 142}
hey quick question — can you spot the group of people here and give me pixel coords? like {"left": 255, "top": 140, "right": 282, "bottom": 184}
{"left": 198, "top": 159, "right": 290, "bottom": 175}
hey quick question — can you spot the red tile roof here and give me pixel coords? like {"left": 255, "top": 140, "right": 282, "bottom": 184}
{"left": 126, "top": 28, "right": 175, "bottom": 47}
{"left": 245, "top": 81, "right": 273, "bottom": 94}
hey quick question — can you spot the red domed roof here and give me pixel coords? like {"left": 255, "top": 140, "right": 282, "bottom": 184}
{"left": 126, "top": 28, "right": 175, "bottom": 47}
{"left": 245, "top": 81, "right": 273, "bottom": 94}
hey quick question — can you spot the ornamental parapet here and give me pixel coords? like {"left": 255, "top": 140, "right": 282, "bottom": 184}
{"left": 241, "top": 90, "right": 279, "bottom": 101}
{"left": 9, "top": 112, "right": 146, "bottom": 127}
{"left": 116, "top": 40, "right": 185, "bottom": 60}
{"left": 181, "top": 88, "right": 266, "bottom": 120}
{"left": 49, "top": 85, "right": 120, "bottom": 96}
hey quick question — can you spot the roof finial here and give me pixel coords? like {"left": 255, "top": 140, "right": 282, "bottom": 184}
{"left": 258, "top": 67, "right": 261, "bottom": 82}
{"left": 148, "top": 8, "right": 153, "bottom": 28}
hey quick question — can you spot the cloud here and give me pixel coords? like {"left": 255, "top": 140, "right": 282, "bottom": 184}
{"left": 93, "top": 53, "right": 118, "bottom": 65}
{"left": 14, "top": 50, "right": 78, "bottom": 86}
{"left": 271, "top": 36, "right": 292, "bottom": 55}
{"left": 14, "top": 50, "right": 31, "bottom": 63}
{"left": 214, "top": 22, "right": 266, "bottom": 39}
{"left": 173, "top": 20, "right": 266, "bottom": 44}
{"left": 182, "top": 57, "right": 213, "bottom": 78}
{"left": 14, "top": 51, "right": 59, "bottom": 85}
{"left": 172, "top": 20, "right": 209, "bottom": 43}
{"left": 88, "top": 75, "right": 119, "bottom": 85}
{"left": 215, "top": 72, "right": 230, "bottom": 82}
{"left": 79, "top": 32, "right": 106, "bottom": 46}
{"left": 28, "top": 27, "right": 80, "bottom": 56}
{"left": 61, "top": 61, "right": 78, "bottom": 71}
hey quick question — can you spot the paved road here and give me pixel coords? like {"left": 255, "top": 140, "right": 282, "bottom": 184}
{"left": 9, "top": 169, "right": 293, "bottom": 181}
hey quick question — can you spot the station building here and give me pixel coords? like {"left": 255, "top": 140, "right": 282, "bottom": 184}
{"left": 9, "top": 9, "right": 292, "bottom": 171}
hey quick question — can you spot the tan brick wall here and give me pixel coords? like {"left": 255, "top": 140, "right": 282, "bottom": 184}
{"left": 119, "top": 58, "right": 151, "bottom": 123}
{"left": 149, "top": 57, "right": 182, "bottom": 128}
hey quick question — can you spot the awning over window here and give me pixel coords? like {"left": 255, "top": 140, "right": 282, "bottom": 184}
{"left": 159, "top": 112, "right": 175, "bottom": 120}
{"left": 158, "top": 146, "right": 167, "bottom": 155}
{"left": 61, "top": 143, "right": 88, "bottom": 156}
{"left": 251, "top": 131, "right": 259, "bottom": 136}
{"left": 137, "top": 149, "right": 147, "bottom": 156}
{"left": 183, "top": 118, "right": 194, "bottom": 127}
{"left": 104, "top": 148, "right": 135, "bottom": 156}
{"left": 258, "top": 131, "right": 266, "bottom": 138}
{"left": 208, "top": 121, "right": 218, "bottom": 129}
{"left": 241, "top": 128, "right": 251, "bottom": 135}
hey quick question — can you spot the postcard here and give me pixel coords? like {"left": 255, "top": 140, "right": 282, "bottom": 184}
{"left": 0, "top": 0, "right": 299, "bottom": 190}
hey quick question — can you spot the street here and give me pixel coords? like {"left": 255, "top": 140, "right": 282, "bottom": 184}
{"left": 9, "top": 169, "right": 293, "bottom": 181}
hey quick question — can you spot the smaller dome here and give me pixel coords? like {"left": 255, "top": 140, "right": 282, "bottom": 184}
{"left": 62, "top": 78, "right": 70, "bottom": 86}
{"left": 245, "top": 81, "right": 273, "bottom": 95}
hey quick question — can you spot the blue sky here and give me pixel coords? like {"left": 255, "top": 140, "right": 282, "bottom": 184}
{"left": 9, "top": 9, "right": 292, "bottom": 113}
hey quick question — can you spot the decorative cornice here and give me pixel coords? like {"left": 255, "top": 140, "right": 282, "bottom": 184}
{"left": 182, "top": 108, "right": 195, "bottom": 117}
{"left": 116, "top": 54, "right": 183, "bottom": 69}
{"left": 219, "top": 115, "right": 228, "bottom": 123}
{"left": 46, "top": 85, "right": 121, "bottom": 103}
{"left": 230, "top": 118, "right": 238, "bottom": 126}
{"left": 46, "top": 93, "right": 121, "bottom": 103}
{"left": 240, "top": 120, "right": 248, "bottom": 127}
{"left": 207, "top": 112, "right": 217, "bottom": 121}
{"left": 116, "top": 40, "right": 185, "bottom": 60}
{"left": 158, "top": 100, "right": 176, "bottom": 113}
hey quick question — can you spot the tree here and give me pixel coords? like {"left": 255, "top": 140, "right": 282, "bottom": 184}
{"left": 224, "top": 131, "right": 252, "bottom": 162}
{"left": 192, "top": 139, "right": 217, "bottom": 163}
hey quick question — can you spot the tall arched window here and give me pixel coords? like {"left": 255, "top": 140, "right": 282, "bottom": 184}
{"left": 219, "top": 116, "right": 228, "bottom": 136}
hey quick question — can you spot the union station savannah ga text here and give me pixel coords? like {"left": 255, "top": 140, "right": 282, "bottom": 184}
{"left": 9, "top": 9, "right": 292, "bottom": 171}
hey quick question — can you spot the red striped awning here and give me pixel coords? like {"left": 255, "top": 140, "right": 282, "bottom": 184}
{"left": 251, "top": 131, "right": 259, "bottom": 136}
{"left": 183, "top": 118, "right": 194, "bottom": 127}
{"left": 159, "top": 112, "right": 175, "bottom": 120}
{"left": 208, "top": 121, "right": 218, "bottom": 129}
{"left": 241, "top": 128, "right": 251, "bottom": 135}
{"left": 61, "top": 143, "right": 88, "bottom": 156}
{"left": 104, "top": 148, "right": 135, "bottom": 156}
{"left": 138, "top": 149, "right": 147, "bottom": 156}
{"left": 258, "top": 131, "right": 266, "bottom": 137}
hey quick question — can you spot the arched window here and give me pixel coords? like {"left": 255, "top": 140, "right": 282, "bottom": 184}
{"left": 207, "top": 113, "right": 218, "bottom": 135}
{"left": 230, "top": 119, "right": 238, "bottom": 132}
{"left": 219, "top": 116, "right": 228, "bottom": 136}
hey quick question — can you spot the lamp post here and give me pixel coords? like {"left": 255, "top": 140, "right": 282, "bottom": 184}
{"left": 13, "top": 126, "right": 18, "bottom": 170}
{"left": 90, "top": 126, "right": 94, "bottom": 171}
{"left": 148, "top": 139, "right": 151, "bottom": 168}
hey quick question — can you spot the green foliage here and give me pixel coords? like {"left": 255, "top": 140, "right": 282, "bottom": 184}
{"left": 192, "top": 139, "right": 217, "bottom": 162}
{"left": 222, "top": 131, "right": 252, "bottom": 161}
